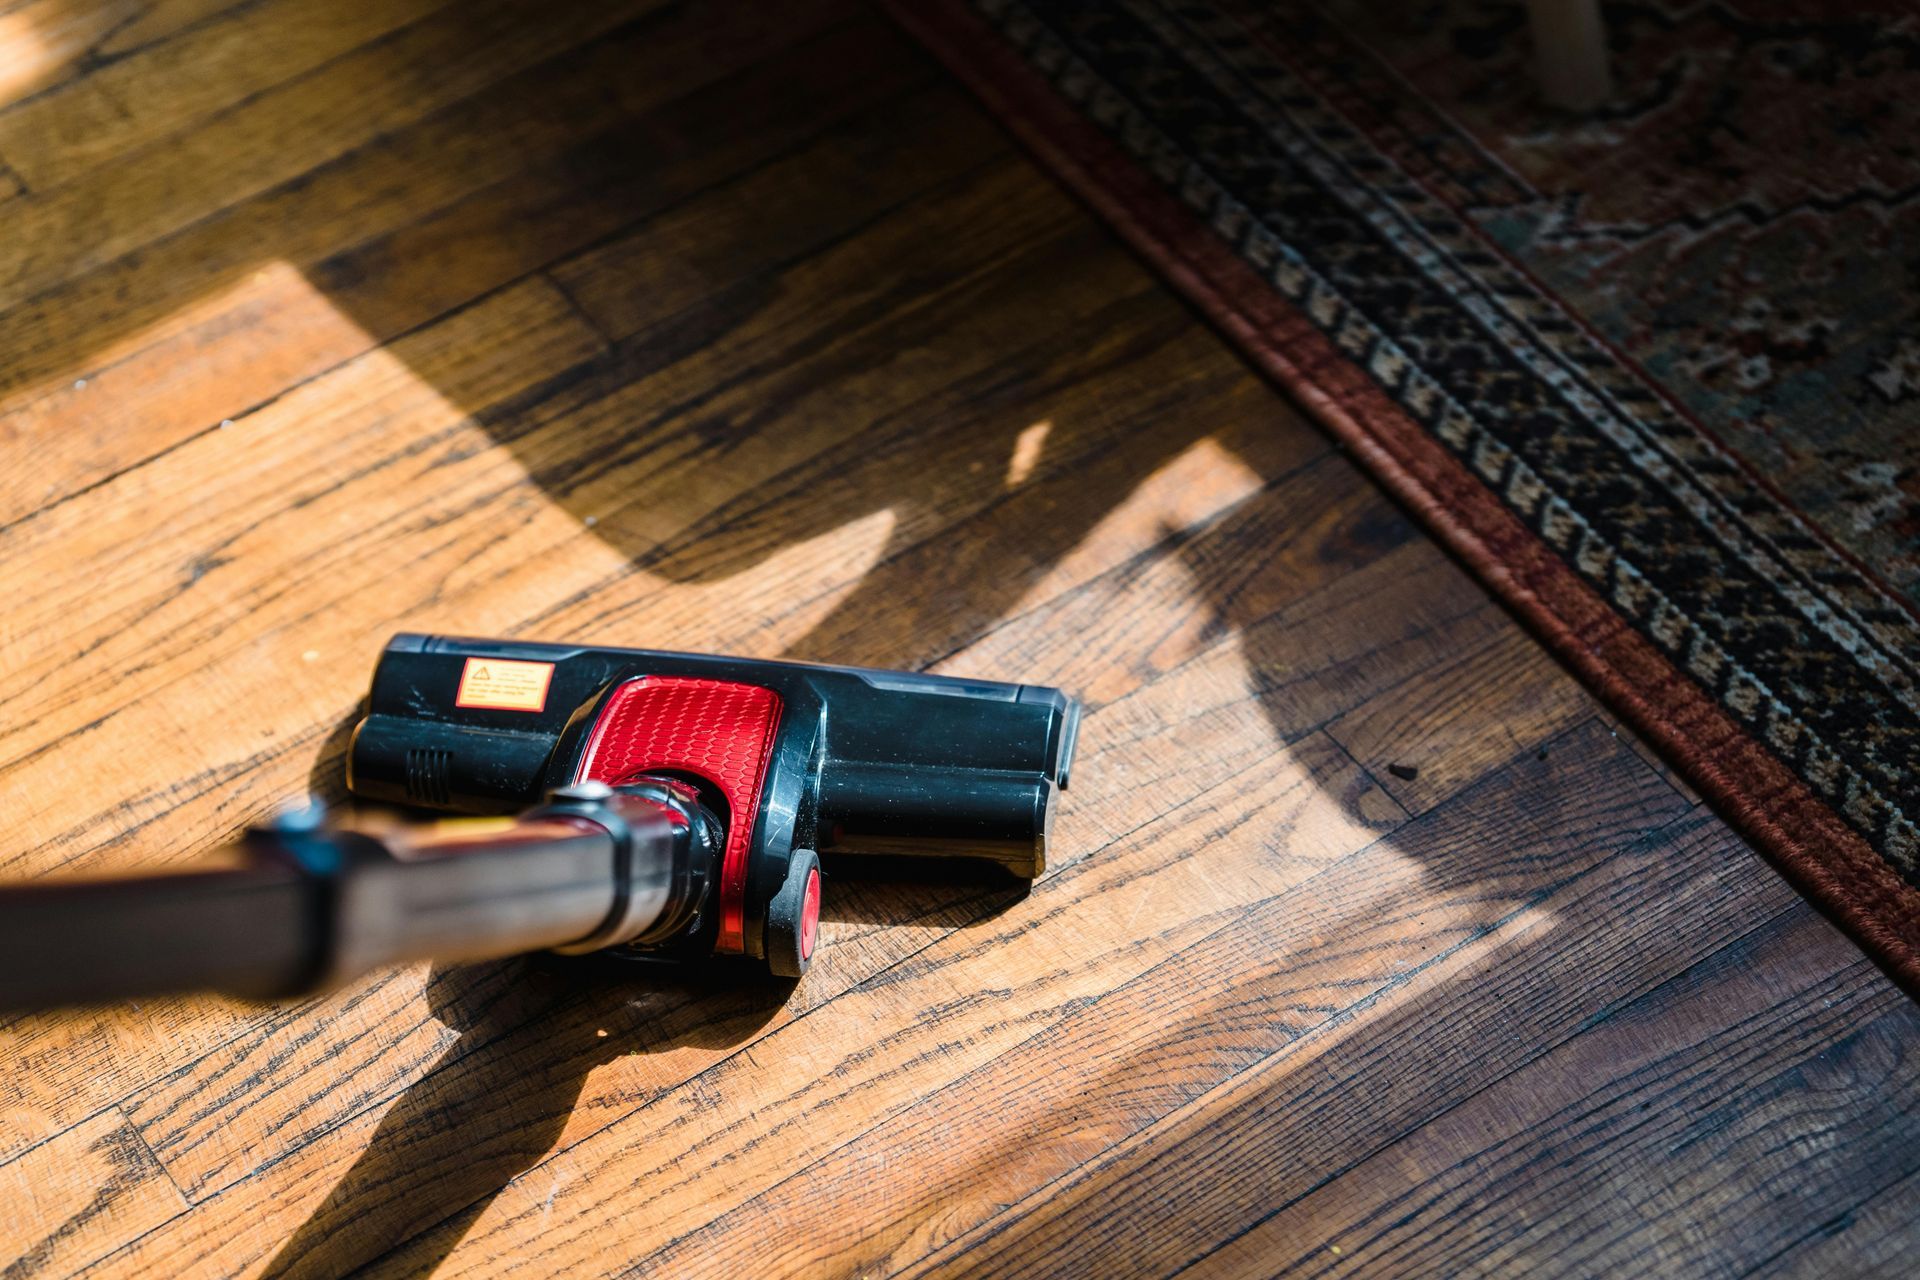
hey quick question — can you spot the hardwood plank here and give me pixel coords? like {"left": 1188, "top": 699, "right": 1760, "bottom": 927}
{"left": 1183, "top": 906, "right": 1918, "bottom": 1279}
{"left": 982, "top": 526, "right": 1516, "bottom": 750}
{"left": 1324, "top": 618, "right": 1596, "bottom": 813}
{"left": 894, "top": 806, "right": 1817, "bottom": 1280}
{"left": 123, "top": 966, "right": 464, "bottom": 1202}
{"left": 0, "top": 996, "right": 289, "bottom": 1166}
{"left": 545, "top": 87, "right": 1000, "bottom": 347}
{"left": 803, "top": 430, "right": 1352, "bottom": 677}
{"left": 0, "top": 0, "right": 205, "bottom": 115}
{"left": 0, "top": 0, "right": 858, "bottom": 316}
{"left": 383, "top": 723, "right": 1673, "bottom": 1278}
{"left": 1595, "top": 702, "right": 1706, "bottom": 806}
{"left": 1753, "top": 1164, "right": 1920, "bottom": 1280}
{"left": 0, "top": 260, "right": 373, "bottom": 524}
{"left": 0, "top": 2, "right": 900, "bottom": 521}
{"left": 0, "top": 0, "right": 118, "bottom": 112}
{"left": 533, "top": 337, "right": 1331, "bottom": 674}
{"left": 74, "top": 0, "right": 249, "bottom": 63}
{"left": 299, "top": 20, "right": 951, "bottom": 344}
{"left": 0, "top": 1107, "right": 186, "bottom": 1277}
{"left": 400, "top": 178, "right": 1175, "bottom": 645}
{"left": 631, "top": 726, "right": 1710, "bottom": 1279}
{"left": 0, "top": 0, "right": 453, "bottom": 189}
{"left": 0, "top": 277, "right": 607, "bottom": 880}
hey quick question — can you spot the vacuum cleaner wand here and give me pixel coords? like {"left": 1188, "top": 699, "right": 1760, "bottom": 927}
{"left": 0, "top": 782, "right": 699, "bottom": 1007}
{"left": 0, "top": 636, "right": 1080, "bottom": 1008}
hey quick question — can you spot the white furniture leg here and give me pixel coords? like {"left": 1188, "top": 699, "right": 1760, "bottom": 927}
{"left": 1527, "top": 0, "right": 1612, "bottom": 110}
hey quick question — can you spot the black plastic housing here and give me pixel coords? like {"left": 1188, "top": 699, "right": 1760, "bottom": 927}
{"left": 347, "top": 634, "right": 1080, "bottom": 961}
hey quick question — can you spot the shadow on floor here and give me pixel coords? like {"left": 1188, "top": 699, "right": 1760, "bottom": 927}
{"left": 259, "top": 956, "right": 785, "bottom": 1279}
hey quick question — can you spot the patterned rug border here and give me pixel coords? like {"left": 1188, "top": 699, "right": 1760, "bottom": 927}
{"left": 887, "top": 0, "right": 1920, "bottom": 993}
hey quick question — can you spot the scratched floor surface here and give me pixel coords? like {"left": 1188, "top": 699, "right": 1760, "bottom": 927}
{"left": 0, "top": 0, "right": 1914, "bottom": 1276}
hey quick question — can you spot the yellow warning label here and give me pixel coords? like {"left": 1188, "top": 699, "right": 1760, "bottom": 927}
{"left": 454, "top": 657, "right": 553, "bottom": 712}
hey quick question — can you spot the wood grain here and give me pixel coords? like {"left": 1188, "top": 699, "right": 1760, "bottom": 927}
{"left": 0, "top": 1, "right": 1912, "bottom": 1276}
{"left": 0, "top": 1, "right": 899, "bottom": 516}
{"left": 1324, "top": 617, "right": 1593, "bottom": 814}
{"left": 1183, "top": 904, "right": 1918, "bottom": 1279}
{"left": 0, "top": 1110, "right": 184, "bottom": 1279}
{"left": 1755, "top": 1163, "right": 1920, "bottom": 1279}
{"left": 0, "top": 0, "right": 453, "bottom": 189}
{"left": 644, "top": 726, "right": 1699, "bottom": 1280}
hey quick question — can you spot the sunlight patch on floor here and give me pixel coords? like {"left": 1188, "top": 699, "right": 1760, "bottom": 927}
{"left": 998, "top": 434, "right": 1267, "bottom": 625}
{"left": 0, "top": 261, "right": 373, "bottom": 526}
{"left": 586, "top": 506, "right": 903, "bottom": 655}
{"left": 0, "top": 0, "right": 121, "bottom": 111}
{"left": 1005, "top": 418, "right": 1050, "bottom": 487}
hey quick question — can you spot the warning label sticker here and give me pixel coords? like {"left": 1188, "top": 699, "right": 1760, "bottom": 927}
{"left": 454, "top": 657, "right": 554, "bottom": 712}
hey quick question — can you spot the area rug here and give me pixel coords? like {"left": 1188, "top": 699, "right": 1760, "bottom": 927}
{"left": 888, "top": 0, "right": 1920, "bottom": 991}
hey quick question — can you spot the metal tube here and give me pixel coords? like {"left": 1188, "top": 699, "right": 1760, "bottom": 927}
{"left": 0, "top": 789, "right": 693, "bottom": 1011}
{"left": 321, "top": 819, "right": 628, "bottom": 984}
{"left": 0, "top": 866, "right": 314, "bottom": 1007}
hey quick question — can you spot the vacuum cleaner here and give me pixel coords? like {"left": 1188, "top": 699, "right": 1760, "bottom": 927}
{"left": 0, "top": 634, "right": 1080, "bottom": 1007}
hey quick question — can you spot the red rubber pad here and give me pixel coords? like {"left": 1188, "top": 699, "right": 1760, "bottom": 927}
{"left": 573, "top": 676, "right": 782, "bottom": 953}
{"left": 800, "top": 866, "right": 820, "bottom": 962}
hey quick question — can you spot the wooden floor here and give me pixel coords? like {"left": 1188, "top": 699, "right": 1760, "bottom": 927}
{"left": 1, "top": 0, "right": 1915, "bottom": 1275}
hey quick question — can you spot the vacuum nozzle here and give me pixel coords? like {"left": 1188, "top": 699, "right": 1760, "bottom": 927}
{"left": 348, "top": 635, "right": 1080, "bottom": 964}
